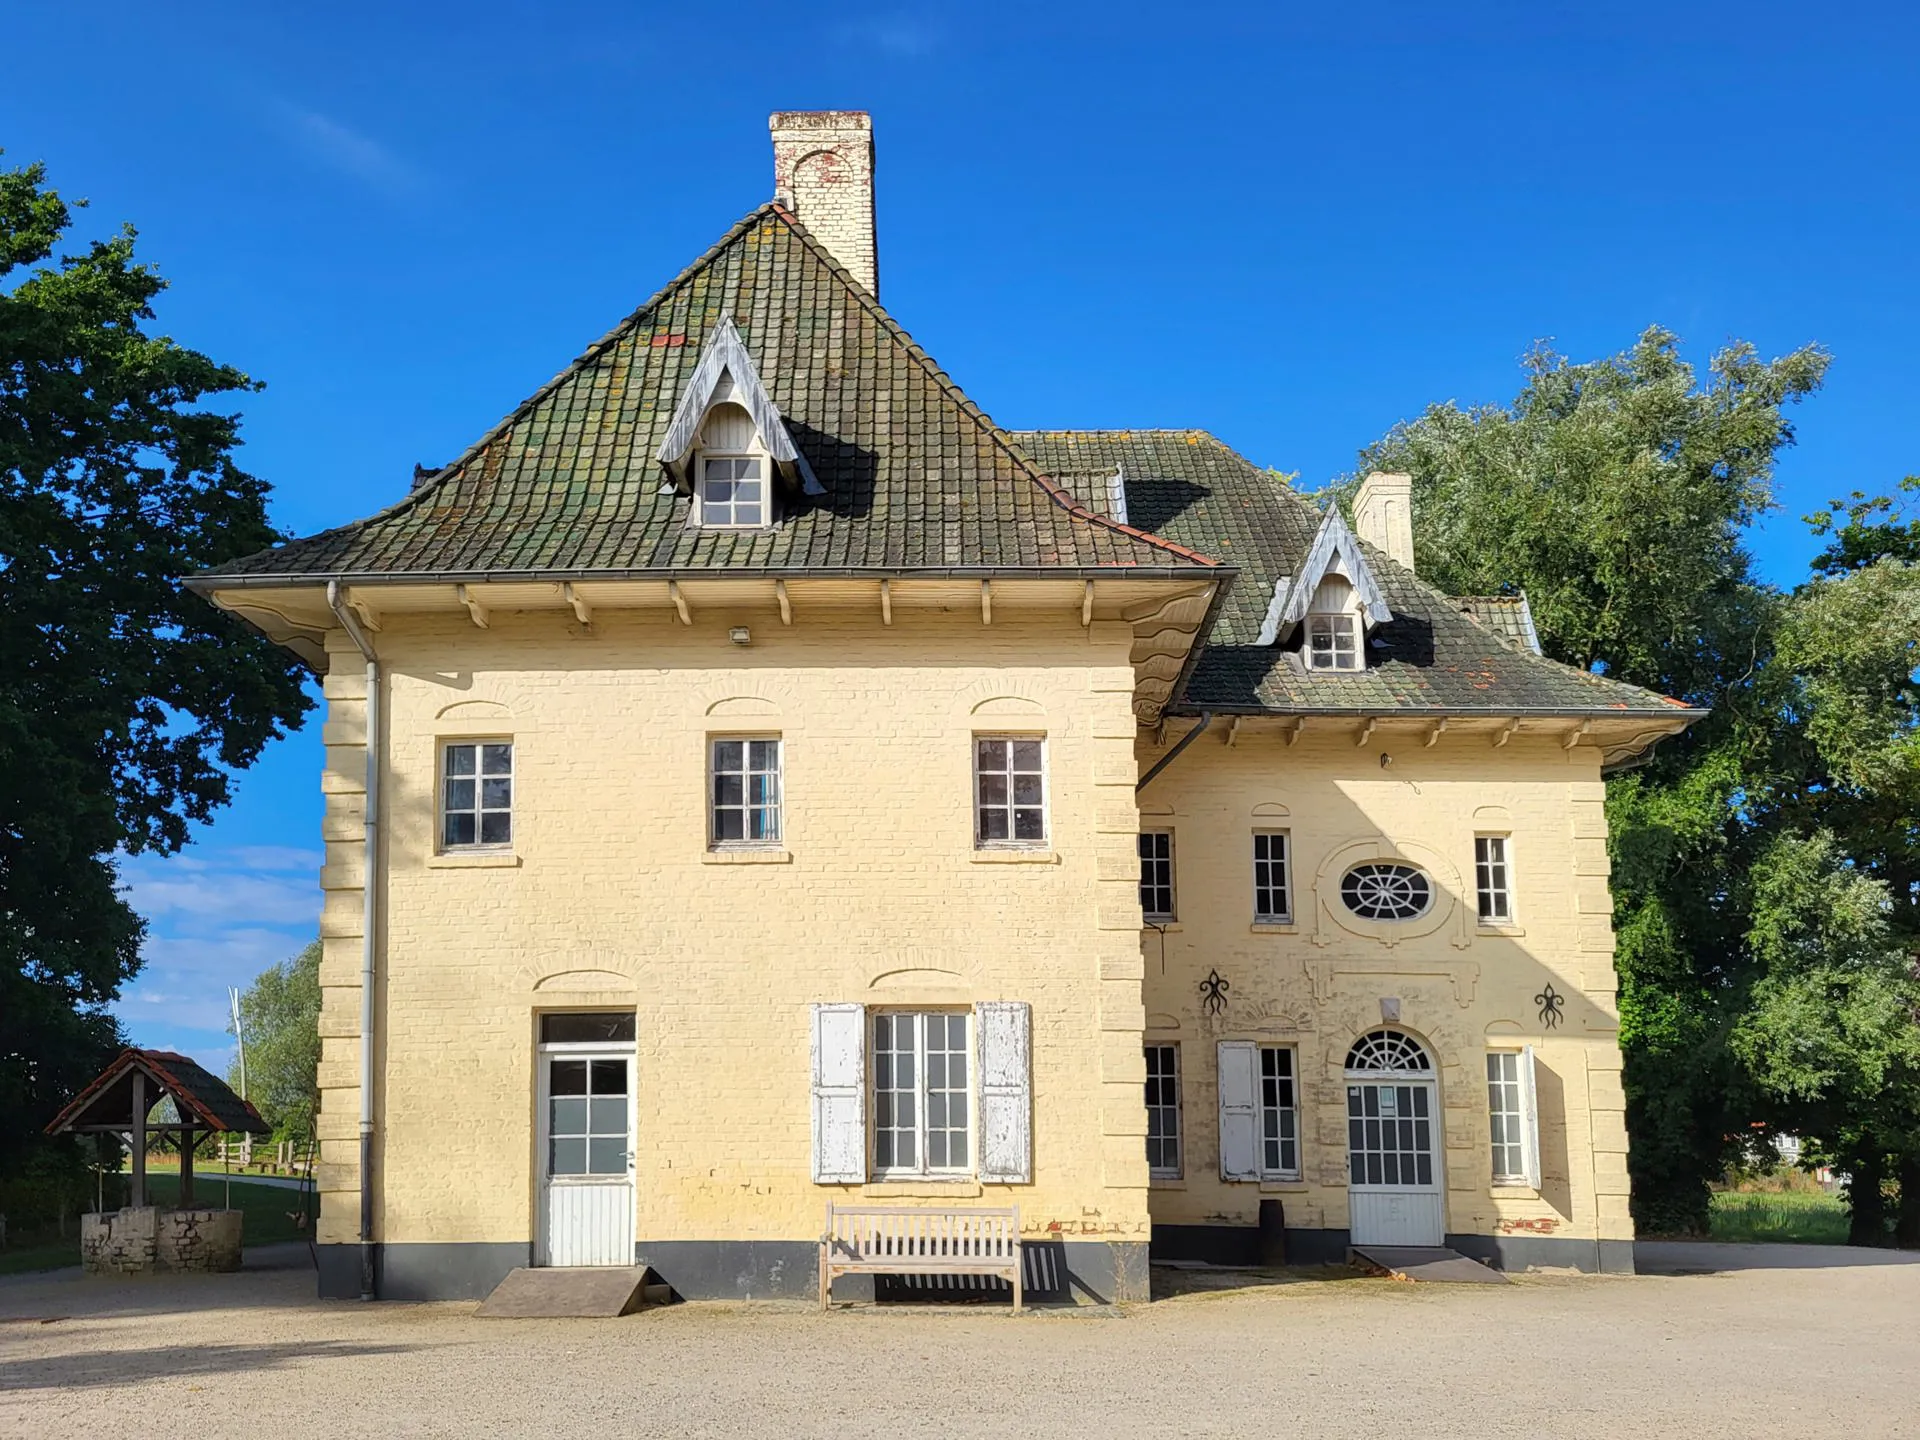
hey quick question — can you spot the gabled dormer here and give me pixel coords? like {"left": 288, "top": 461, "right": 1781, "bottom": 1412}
{"left": 657, "top": 314, "right": 824, "bottom": 528}
{"left": 1256, "top": 502, "right": 1393, "bottom": 671}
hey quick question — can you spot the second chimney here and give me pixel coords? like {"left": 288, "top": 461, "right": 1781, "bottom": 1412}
{"left": 1353, "top": 472, "right": 1415, "bottom": 573}
{"left": 770, "top": 111, "right": 878, "bottom": 297}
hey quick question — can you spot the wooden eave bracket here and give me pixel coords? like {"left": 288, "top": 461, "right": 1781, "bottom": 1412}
{"left": 980, "top": 579, "right": 993, "bottom": 625}
{"left": 776, "top": 579, "right": 793, "bottom": 625}
{"left": 456, "top": 584, "right": 489, "bottom": 629}
{"left": 1563, "top": 718, "right": 1593, "bottom": 750}
{"left": 1354, "top": 717, "right": 1377, "bottom": 747}
{"left": 1494, "top": 717, "right": 1520, "bottom": 748}
{"left": 1424, "top": 717, "right": 1448, "bottom": 748}
{"left": 879, "top": 579, "right": 893, "bottom": 627}
{"left": 1081, "top": 579, "right": 1094, "bottom": 628}
{"left": 563, "top": 582, "right": 592, "bottom": 627}
{"left": 668, "top": 581, "right": 692, "bottom": 626}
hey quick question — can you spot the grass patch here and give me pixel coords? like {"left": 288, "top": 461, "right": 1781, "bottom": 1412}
{"left": 0, "top": 1174, "right": 316, "bottom": 1276}
{"left": 1709, "top": 1188, "right": 1850, "bottom": 1245}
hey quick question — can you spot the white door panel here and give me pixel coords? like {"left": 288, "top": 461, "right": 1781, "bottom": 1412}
{"left": 538, "top": 1050, "right": 634, "bottom": 1267}
{"left": 1347, "top": 1079, "right": 1444, "bottom": 1246}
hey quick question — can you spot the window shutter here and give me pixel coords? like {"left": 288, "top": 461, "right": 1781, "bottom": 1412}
{"left": 811, "top": 1003, "right": 866, "bottom": 1184}
{"left": 976, "top": 1001, "right": 1032, "bottom": 1184}
{"left": 1217, "top": 1040, "right": 1259, "bottom": 1181}
{"left": 1520, "top": 1044, "right": 1542, "bottom": 1190}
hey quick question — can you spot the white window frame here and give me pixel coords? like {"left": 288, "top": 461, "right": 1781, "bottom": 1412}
{"left": 1306, "top": 611, "right": 1361, "bottom": 670}
{"left": 972, "top": 734, "right": 1048, "bottom": 849}
{"left": 1138, "top": 830, "right": 1175, "bottom": 921}
{"left": 708, "top": 735, "right": 782, "bottom": 848}
{"left": 695, "top": 450, "right": 770, "bottom": 529}
{"left": 1253, "top": 830, "right": 1292, "bottom": 923}
{"left": 1144, "top": 1042, "right": 1182, "bottom": 1179}
{"left": 1486, "top": 1047, "right": 1541, "bottom": 1188}
{"left": 439, "top": 739, "right": 514, "bottom": 851}
{"left": 870, "top": 1010, "right": 974, "bottom": 1181}
{"left": 1476, "top": 834, "right": 1515, "bottom": 924}
{"left": 1258, "top": 1044, "right": 1301, "bottom": 1181}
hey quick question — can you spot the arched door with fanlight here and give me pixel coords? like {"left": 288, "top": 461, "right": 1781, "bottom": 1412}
{"left": 1344, "top": 1029, "right": 1445, "bottom": 1246}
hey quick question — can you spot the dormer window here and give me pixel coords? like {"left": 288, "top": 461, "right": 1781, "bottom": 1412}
{"left": 1306, "top": 576, "right": 1361, "bottom": 670}
{"left": 695, "top": 402, "right": 768, "bottom": 527}
{"left": 656, "top": 315, "right": 826, "bottom": 528}
{"left": 1256, "top": 503, "right": 1394, "bottom": 673}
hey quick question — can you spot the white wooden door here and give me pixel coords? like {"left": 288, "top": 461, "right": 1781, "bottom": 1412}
{"left": 1346, "top": 1080, "right": 1444, "bottom": 1246}
{"left": 538, "top": 1050, "right": 634, "bottom": 1267}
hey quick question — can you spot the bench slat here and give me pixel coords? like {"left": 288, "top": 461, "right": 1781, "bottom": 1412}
{"left": 820, "top": 1203, "right": 1023, "bottom": 1312}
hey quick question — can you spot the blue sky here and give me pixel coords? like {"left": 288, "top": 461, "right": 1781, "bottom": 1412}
{"left": 5, "top": 2, "right": 1915, "bottom": 1065}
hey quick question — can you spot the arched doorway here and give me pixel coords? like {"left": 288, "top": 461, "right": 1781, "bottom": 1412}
{"left": 1344, "top": 1029, "right": 1444, "bottom": 1246}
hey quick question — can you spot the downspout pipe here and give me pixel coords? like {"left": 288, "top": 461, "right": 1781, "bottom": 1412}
{"left": 326, "top": 581, "right": 380, "bottom": 1301}
{"left": 1137, "top": 712, "right": 1213, "bottom": 794}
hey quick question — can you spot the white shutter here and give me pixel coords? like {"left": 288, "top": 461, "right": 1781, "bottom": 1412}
{"left": 976, "top": 1001, "right": 1032, "bottom": 1184}
{"left": 811, "top": 1003, "right": 866, "bottom": 1184}
{"left": 1520, "top": 1044, "right": 1543, "bottom": 1190}
{"left": 1217, "top": 1040, "right": 1259, "bottom": 1181}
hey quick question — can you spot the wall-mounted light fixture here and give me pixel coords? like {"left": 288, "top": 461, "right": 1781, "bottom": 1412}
{"left": 729, "top": 626, "right": 751, "bottom": 647}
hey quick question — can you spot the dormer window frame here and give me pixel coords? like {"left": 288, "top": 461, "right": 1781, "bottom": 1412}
{"left": 1256, "top": 503, "right": 1395, "bottom": 674}
{"left": 1306, "top": 611, "right": 1361, "bottom": 670}
{"left": 693, "top": 401, "right": 774, "bottom": 530}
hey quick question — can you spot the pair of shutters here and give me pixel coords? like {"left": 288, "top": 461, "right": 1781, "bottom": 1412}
{"left": 810, "top": 1001, "right": 1032, "bottom": 1185}
{"left": 1214, "top": 1040, "right": 1543, "bottom": 1189}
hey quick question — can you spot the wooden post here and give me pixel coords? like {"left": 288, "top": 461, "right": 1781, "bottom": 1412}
{"left": 129, "top": 1070, "right": 147, "bottom": 1210}
{"left": 179, "top": 1122, "right": 195, "bottom": 1207}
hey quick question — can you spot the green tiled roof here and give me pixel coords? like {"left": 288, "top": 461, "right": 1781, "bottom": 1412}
{"left": 1012, "top": 430, "right": 1698, "bottom": 718}
{"left": 204, "top": 208, "right": 1216, "bottom": 582}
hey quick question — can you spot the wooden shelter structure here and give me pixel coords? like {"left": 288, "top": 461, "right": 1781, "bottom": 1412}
{"left": 45, "top": 1048, "right": 270, "bottom": 1206}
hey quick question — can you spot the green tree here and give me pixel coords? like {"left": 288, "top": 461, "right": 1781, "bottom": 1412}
{"left": 0, "top": 158, "right": 311, "bottom": 1169}
{"left": 1352, "top": 326, "right": 1829, "bottom": 1233}
{"left": 230, "top": 940, "right": 322, "bottom": 1141}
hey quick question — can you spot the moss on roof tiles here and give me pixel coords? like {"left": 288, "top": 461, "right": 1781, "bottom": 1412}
{"left": 205, "top": 209, "right": 1214, "bottom": 582}
{"left": 1013, "top": 430, "right": 1694, "bottom": 718}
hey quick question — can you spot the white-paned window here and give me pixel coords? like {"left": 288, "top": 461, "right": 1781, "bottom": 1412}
{"left": 1144, "top": 1043, "right": 1181, "bottom": 1178}
{"left": 872, "top": 1012, "right": 971, "bottom": 1177}
{"left": 1476, "top": 835, "right": 1514, "bottom": 922}
{"left": 974, "top": 736, "right": 1046, "bottom": 846}
{"left": 441, "top": 741, "right": 513, "bottom": 849}
{"left": 710, "top": 737, "right": 781, "bottom": 845}
{"left": 1306, "top": 612, "right": 1360, "bottom": 670}
{"left": 1253, "top": 831, "right": 1292, "bottom": 922}
{"left": 1259, "top": 1045, "right": 1300, "bottom": 1179}
{"left": 698, "top": 455, "right": 765, "bottom": 527}
{"left": 1487, "top": 1051, "right": 1526, "bottom": 1184}
{"left": 1138, "top": 831, "right": 1175, "bottom": 920}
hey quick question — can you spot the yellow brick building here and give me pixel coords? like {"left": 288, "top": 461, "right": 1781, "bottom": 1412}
{"left": 193, "top": 113, "right": 1698, "bottom": 1302}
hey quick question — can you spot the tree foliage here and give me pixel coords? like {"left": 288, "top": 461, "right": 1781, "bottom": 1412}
{"left": 230, "top": 940, "right": 322, "bottom": 1141}
{"left": 1346, "top": 326, "right": 1912, "bottom": 1235}
{"left": 0, "top": 157, "right": 312, "bottom": 1168}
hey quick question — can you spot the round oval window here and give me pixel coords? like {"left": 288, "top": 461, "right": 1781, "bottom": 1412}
{"left": 1340, "top": 862, "right": 1432, "bottom": 921}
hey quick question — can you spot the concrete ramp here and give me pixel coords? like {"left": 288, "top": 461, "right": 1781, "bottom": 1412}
{"left": 477, "top": 1266, "right": 665, "bottom": 1318}
{"left": 1350, "top": 1246, "right": 1510, "bottom": 1284}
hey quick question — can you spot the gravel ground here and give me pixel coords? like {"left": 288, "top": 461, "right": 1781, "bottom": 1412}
{"left": 4, "top": 1243, "right": 1917, "bottom": 1439}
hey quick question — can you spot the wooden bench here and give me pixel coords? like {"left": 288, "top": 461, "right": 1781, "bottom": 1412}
{"left": 819, "top": 1203, "right": 1023, "bottom": 1311}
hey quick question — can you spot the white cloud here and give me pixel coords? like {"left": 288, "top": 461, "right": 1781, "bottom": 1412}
{"left": 122, "top": 854, "right": 319, "bottom": 928}
{"left": 269, "top": 100, "right": 423, "bottom": 196}
{"left": 836, "top": 11, "right": 944, "bottom": 56}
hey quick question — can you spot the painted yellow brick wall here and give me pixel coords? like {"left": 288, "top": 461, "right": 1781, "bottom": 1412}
{"left": 1136, "top": 723, "right": 1632, "bottom": 1248}
{"left": 316, "top": 609, "right": 1151, "bottom": 1251}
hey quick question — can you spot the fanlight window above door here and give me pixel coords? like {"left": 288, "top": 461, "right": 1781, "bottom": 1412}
{"left": 1345, "top": 1028, "right": 1432, "bottom": 1075}
{"left": 1339, "top": 862, "right": 1433, "bottom": 920}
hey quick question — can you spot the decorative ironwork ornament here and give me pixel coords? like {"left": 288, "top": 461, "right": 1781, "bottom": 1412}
{"left": 1536, "top": 983, "right": 1564, "bottom": 1029}
{"left": 1199, "top": 969, "right": 1231, "bottom": 1017}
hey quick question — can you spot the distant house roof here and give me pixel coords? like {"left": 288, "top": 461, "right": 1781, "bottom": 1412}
{"left": 1456, "top": 594, "right": 1543, "bottom": 654}
{"left": 1013, "top": 429, "right": 1700, "bottom": 720}
{"left": 196, "top": 206, "right": 1217, "bottom": 584}
{"left": 45, "top": 1048, "right": 271, "bottom": 1136}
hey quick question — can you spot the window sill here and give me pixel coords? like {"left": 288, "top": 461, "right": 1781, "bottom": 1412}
{"left": 970, "top": 849, "right": 1059, "bottom": 864}
{"left": 702, "top": 848, "right": 793, "bottom": 865}
{"left": 1249, "top": 921, "right": 1298, "bottom": 934}
{"left": 862, "top": 1180, "right": 983, "bottom": 1198}
{"left": 1492, "top": 1183, "right": 1541, "bottom": 1199}
{"left": 1149, "top": 1177, "right": 1187, "bottom": 1190}
{"left": 1478, "top": 923, "right": 1527, "bottom": 938}
{"left": 1259, "top": 1178, "right": 1308, "bottom": 1192}
{"left": 428, "top": 850, "right": 521, "bottom": 869}
{"left": 1142, "top": 920, "right": 1181, "bottom": 931}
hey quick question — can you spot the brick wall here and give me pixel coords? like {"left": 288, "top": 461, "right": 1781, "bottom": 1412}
{"left": 1135, "top": 723, "right": 1632, "bottom": 1247}
{"left": 316, "top": 607, "right": 1150, "bottom": 1251}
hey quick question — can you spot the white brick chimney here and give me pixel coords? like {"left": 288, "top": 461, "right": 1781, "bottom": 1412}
{"left": 1353, "top": 471, "right": 1415, "bottom": 572}
{"left": 770, "top": 111, "right": 878, "bottom": 296}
